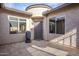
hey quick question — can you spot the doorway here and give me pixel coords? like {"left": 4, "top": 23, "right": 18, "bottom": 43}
{"left": 34, "top": 21, "right": 43, "bottom": 40}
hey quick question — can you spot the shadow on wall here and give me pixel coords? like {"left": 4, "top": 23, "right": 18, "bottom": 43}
{"left": 49, "top": 28, "right": 78, "bottom": 48}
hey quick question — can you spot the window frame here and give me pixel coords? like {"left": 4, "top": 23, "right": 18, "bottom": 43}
{"left": 8, "top": 15, "right": 27, "bottom": 34}
{"left": 49, "top": 18, "right": 56, "bottom": 33}
{"left": 49, "top": 15, "right": 65, "bottom": 34}
{"left": 19, "top": 18, "right": 26, "bottom": 33}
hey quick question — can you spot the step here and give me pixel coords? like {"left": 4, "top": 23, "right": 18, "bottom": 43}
{"left": 31, "top": 45, "right": 68, "bottom": 56}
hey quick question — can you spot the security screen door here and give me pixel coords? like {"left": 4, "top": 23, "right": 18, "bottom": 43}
{"left": 34, "top": 21, "right": 43, "bottom": 40}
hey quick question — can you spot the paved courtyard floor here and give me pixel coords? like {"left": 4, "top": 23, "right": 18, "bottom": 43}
{"left": 0, "top": 40, "right": 79, "bottom": 56}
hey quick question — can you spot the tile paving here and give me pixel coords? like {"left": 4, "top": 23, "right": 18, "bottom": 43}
{"left": 0, "top": 40, "right": 79, "bottom": 56}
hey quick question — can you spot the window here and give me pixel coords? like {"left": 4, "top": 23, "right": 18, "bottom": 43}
{"left": 19, "top": 19, "right": 26, "bottom": 33}
{"left": 56, "top": 17, "right": 65, "bottom": 34}
{"left": 9, "top": 16, "right": 26, "bottom": 34}
{"left": 49, "top": 18, "right": 55, "bottom": 33}
{"left": 9, "top": 17, "right": 18, "bottom": 34}
{"left": 49, "top": 17, "right": 65, "bottom": 34}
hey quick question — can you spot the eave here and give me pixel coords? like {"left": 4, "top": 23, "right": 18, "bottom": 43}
{"left": 43, "top": 3, "right": 71, "bottom": 16}
{"left": 0, "top": 3, "right": 32, "bottom": 17}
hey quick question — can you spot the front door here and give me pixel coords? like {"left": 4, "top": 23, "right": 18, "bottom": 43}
{"left": 34, "top": 21, "right": 43, "bottom": 40}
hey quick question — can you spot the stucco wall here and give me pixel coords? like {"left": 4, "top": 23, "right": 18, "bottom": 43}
{"left": 44, "top": 4, "right": 79, "bottom": 48}
{"left": 0, "top": 12, "right": 33, "bottom": 45}
{"left": 26, "top": 7, "right": 50, "bottom": 17}
{"left": 0, "top": 13, "right": 24, "bottom": 44}
{"left": 26, "top": 18, "right": 34, "bottom": 40}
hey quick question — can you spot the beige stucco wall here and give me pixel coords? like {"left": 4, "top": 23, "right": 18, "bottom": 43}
{"left": 0, "top": 11, "right": 33, "bottom": 45}
{"left": 26, "top": 18, "right": 34, "bottom": 40}
{"left": 26, "top": 7, "right": 50, "bottom": 17}
{"left": 44, "top": 4, "right": 79, "bottom": 48}
{"left": 0, "top": 13, "right": 24, "bottom": 44}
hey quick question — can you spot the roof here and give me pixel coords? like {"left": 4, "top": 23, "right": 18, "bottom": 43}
{"left": 43, "top": 3, "right": 71, "bottom": 16}
{"left": 26, "top": 4, "right": 52, "bottom": 11}
{"left": 0, "top": 3, "right": 32, "bottom": 16}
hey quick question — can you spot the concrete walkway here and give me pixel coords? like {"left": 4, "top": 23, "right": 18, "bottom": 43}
{"left": 0, "top": 40, "right": 79, "bottom": 56}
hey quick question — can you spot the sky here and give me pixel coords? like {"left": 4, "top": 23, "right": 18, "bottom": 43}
{"left": 4, "top": 3, "right": 64, "bottom": 11}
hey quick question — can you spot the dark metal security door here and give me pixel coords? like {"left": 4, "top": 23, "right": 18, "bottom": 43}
{"left": 34, "top": 21, "right": 43, "bottom": 40}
